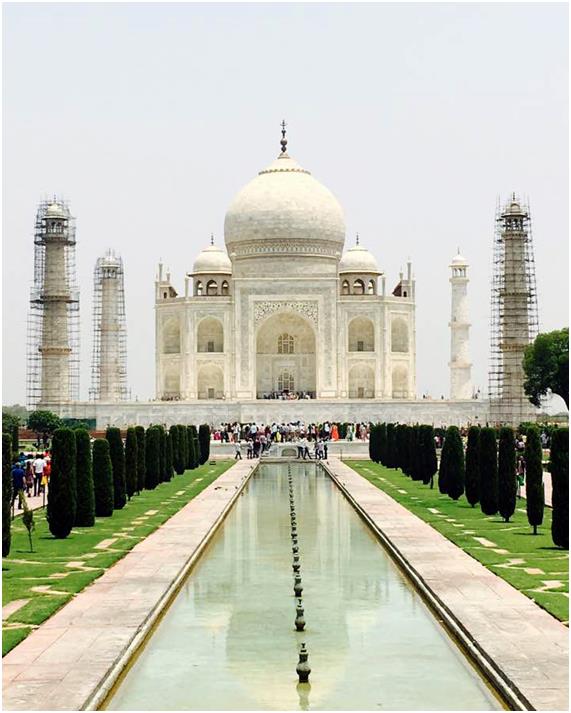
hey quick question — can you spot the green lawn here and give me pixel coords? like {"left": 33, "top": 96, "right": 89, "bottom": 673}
{"left": 2, "top": 460, "right": 233, "bottom": 656}
{"left": 346, "top": 460, "right": 569, "bottom": 624}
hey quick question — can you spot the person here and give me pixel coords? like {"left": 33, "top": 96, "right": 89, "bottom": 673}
{"left": 24, "top": 459, "right": 34, "bottom": 496}
{"left": 32, "top": 453, "right": 46, "bottom": 497}
{"left": 297, "top": 438, "right": 304, "bottom": 459}
{"left": 516, "top": 455, "right": 526, "bottom": 498}
{"left": 234, "top": 440, "right": 242, "bottom": 460}
{"left": 11, "top": 461, "right": 25, "bottom": 510}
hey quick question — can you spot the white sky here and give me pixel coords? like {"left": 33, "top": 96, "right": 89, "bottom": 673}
{"left": 2, "top": 2, "right": 568, "bottom": 406}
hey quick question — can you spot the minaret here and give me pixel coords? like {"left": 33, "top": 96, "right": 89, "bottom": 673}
{"left": 27, "top": 199, "right": 80, "bottom": 408}
{"left": 90, "top": 251, "right": 128, "bottom": 401}
{"left": 449, "top": 251, "right": 472, "bottom": 399}
{"left": 489, "top": 194, "right": 539, "bottom": 423}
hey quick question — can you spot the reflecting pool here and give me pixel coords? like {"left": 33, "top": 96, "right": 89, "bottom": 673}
{"left": 105, "top": 463, "right": 502, "bottom": 710}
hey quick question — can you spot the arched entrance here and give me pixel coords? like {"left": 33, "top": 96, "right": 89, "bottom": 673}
{"left": 197, "top": 364, "right": 224, "bottom": 399}
{"left": 256, "top": 312, "right": 316, "bottom": 398}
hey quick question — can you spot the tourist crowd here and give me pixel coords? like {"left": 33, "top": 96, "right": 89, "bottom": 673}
{"left": 11, "top": 451, "right": 51, "bottom": 509}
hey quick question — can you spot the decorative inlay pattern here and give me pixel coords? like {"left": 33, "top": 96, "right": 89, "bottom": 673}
{"left": 254, "top": 300, "right": 318, "bottom": 327}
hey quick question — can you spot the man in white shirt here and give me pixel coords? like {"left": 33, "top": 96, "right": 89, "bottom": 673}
{"left": 32, "top": 454, "right": 46, "bottom": 497}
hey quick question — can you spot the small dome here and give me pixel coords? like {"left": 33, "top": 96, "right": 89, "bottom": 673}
{"left": 191, "top": 243, "right": 232, "bottom": 274}
{"left": 46, "top": 202, "right": 66, "bottom": 218}
{"left": 451, "top": 252, "right": 468, "bottom": 266}
{"left": 339, "top": 244, "right": 380, "bottom": 274}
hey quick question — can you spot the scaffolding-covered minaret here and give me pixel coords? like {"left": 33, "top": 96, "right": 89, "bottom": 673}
{"left": 90, "top": 250, "right": 128, "bottom": 402}
{"left": 26, "top": 199, "right": 80, "bottom": 409}
{"left": 449, "top": 251, "right": 472, "bottom": 399}
{"left": 488, "top": 194, "right": 539, "bottom": 424}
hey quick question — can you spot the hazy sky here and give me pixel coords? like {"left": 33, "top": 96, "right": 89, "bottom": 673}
{"left": 3, "top": 2, "right": 568, "bottom": 406}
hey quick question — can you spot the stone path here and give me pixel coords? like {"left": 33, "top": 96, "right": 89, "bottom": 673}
{"left": 326, "top": 458, "right": 568, "bottom": 711}
{"left": 2, "top": 460, "right": 255, "bottom": 712}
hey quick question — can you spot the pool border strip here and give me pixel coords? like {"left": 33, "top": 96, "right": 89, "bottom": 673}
{"left": 83, "top": 462, "right": 257, "bottom": 712}
{"left": 322, "top": 462, "right": 533, "bottom": 712}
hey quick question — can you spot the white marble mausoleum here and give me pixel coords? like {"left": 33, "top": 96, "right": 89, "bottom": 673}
{"left": 156, "top": 140, "right": 416, "bottom": 403}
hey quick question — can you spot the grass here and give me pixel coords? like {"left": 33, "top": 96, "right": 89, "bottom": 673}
{"left": 345, "top": 460, "right": 569, "bottom": 624}
{"left": 2, "top": 460, "right": 233, "bottom": 656}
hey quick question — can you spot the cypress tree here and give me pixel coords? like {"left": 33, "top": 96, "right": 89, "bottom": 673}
{"left": 157, "top": 426, "right": 166, "bottom": 482}
{"left": 525, "top": 426, "right": 544, "bottom": 535}
{"left": 135, "top": 426, "right": 146, "bottom": 492}
{"left": 438, "top": 429, "right": 450, "bottom": 495}
{"left": 186, "top": 426, "right": 196, "bottom": 470}
{"left": 74, "top": 429, "right": 95, "bottom": 527}
{"left": 3, "top": 433, "right": 12, "bottom": 557}
{"left": 198, "top": 424, "right": 210, "bottom": 465}
{"left": 550, "top": 428, "right": 568, "bottom": 549}
{"left": 465, "top": 426, "right": 481, "bottom": 507}
{"left": 369, "top": 423, "right": 380, "bottom": 462}
{"left": 386, "top": 424, "right": 397, "bottom": 468}
{"left": 106, "top": 427, "right": 126, "bottom": 510}
{"left": 444, "top": 426, "right": 465, "bottom": 500}
{"left": 145, "top": 426, "right": 160, "bottom": 490}
{"left": 480, "top": 427, "right": 499, "bottom": 516}
{"left": 498, "top": 426, "right": 517, "bottom": 522}
{"left": 165, "top": 432, "right": 174, "bottom": 481}
{"left": 378, "top": 423, "right": 387, "bottom": 466}
{"left": 192, "top": 426, "right": 200, "bottom": 469}
{"left": 93, "top": 438, "right": 114, "bottom": 516}
{"left": 47, "top": 428, "right": 77, "bottom": 539}
{"left": 170, "top": 425, "right": 181, "bottom": 474}
{"left": 125, "top": 427, "right": 138, "bottom": 498}
{"left": 410, "top": 426, "right": 423, "bottom": 481}
{"left": 396, "top": 425, "right": 408, "bottom": 474}
{"left": 178, "top": 425, "right": 188, "bottom": 473}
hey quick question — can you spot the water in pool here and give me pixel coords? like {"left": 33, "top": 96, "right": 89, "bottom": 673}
{"left": 105, "top": 463, "right": 502, "bottom": 710}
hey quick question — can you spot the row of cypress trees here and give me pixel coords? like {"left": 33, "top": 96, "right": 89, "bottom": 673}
{"left": 370, "top": 422, "right": 438, "bottom": 486}
{"left": 369, "top": 421, "right": 566, "bottom": 546}
{"left": 43, "top": 423, "right": 210, "bottom": 540}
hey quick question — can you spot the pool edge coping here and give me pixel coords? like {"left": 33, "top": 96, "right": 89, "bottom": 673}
{"left": 83, "top": 460, "right": 257, "bottom": 711}
{"left": 321, "top": 459, "right": 534, "bottom": 712}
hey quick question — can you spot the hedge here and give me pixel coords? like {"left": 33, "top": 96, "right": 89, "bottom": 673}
{"left": 135, "top": 426, "right": 146, "bottom": 492}
{"left": 145, "top": 426, "right": 160, "bottom": 490}
{"left": 198, "top": 424, "right": 210, "bottom": 465}
{"left": 525, "top": 426, "right": 544, "bottom": 535}
{"left": 465, "top": 426, "right": 480, "bottom": 507}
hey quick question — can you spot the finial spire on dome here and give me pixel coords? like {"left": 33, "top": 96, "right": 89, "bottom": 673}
{"left": 280, "top": 120, "right": 288, "bottom": 154}
{"left": 356, "top": 232, "right": 360, "bottom": 246}
{"left": 210, "top": 233, "right": 214, "bottom": 246}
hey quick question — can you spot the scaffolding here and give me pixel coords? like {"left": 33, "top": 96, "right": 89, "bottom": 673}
{"left": 90, "top": 250, "right": 129, "bottom": 401}
{"left": 488, "top": 193, "right": 539, "bottom": 425}
{"left": 26, "top": 198, "right": 80, "bottom": 409}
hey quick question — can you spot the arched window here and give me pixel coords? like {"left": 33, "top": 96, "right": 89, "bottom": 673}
{"left": 221, "top": 280, "right": 229, "bottom": 295}
{"left": 277, "top": 333, "right": 295, "bottom": 354}
{"left": 196, "top": 281, "right": 203, "bottom": 296}
{"left": 341, "top": 280, "right": 350, "bottom": 295}
{"left": 368, "top": 279, "right": 376, "bottom": 295}
{"left": 197, "top": 317, "right": 224, "bottom": 353}
{"left": 348, "top": 317, "right": 374, "bottom": 352}
{"left": 278, "top": 370, "right": 295, "bottom": 392}
{"left": 206, "top": 280, "right": 218, "bottom": 296}
{"left": 353, "top": 279, "right": 365, "bottom": 295}
{"left": 392, "top": 365, "right": 408, "bottom": 399}
{"left": 391, "top": 318, "right": 409, "bottom": 353}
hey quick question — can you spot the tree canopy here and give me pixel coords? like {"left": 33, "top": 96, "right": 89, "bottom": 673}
{"left": 523, "top": 328, "right": 569, "bottom": 408}
{"left": 27, "top": 410, "right": 63, "bottom": 435}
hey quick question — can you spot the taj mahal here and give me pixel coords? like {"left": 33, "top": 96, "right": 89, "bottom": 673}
{"left": 34, "top": 126, "right": 497, "bottom": 428}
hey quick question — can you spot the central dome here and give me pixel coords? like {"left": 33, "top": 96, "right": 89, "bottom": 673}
{"left": 224, "top": 152, "right": 345, "bottom": 260}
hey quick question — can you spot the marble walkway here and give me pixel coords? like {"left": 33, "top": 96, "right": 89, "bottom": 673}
{"left": 326, "top": 457, "right": 568, "bottom": 711}
{"left": 2, "top": 459, "right": 255, "bottom": 711}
